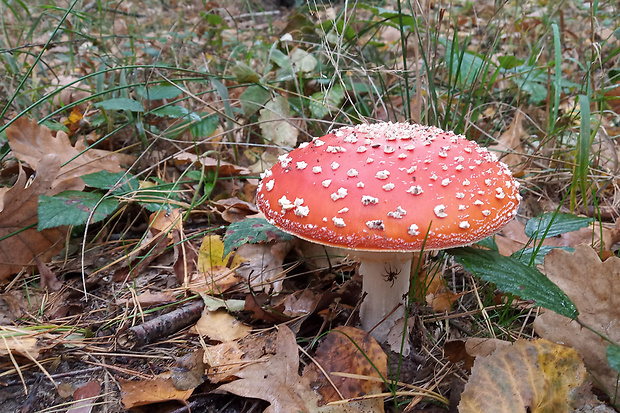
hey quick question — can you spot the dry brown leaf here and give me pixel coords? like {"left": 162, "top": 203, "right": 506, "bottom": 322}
{"left": 119, "top": 372, "right": 194, "bottom": 409}
{"left": 445, "top": 338, "right": 511, "bottom": 371}
{"left": 172, "top": 152, "right": 251, "bottom": 176}
{"left": 235, "top": 242, "right": 292, "bottom": 293}
{"left": 0, "top": 326, "right": 41, "bottom": 358}
{"left": 170, "top": 349, "right": 205, "bottom": 391}
{"left": 219, "top": 325, "right": 379, "bottom": 413}
{"left": 194, "top": 308, "right": 251, "bottom": 342}
{"left": 0, "top": 156, "right": 68, "bottom": 283}
{"left": 412, "top": 270, "right": 464, "bottom": 312}
{"left": 459, "top": 339, "right": 590, "bottom": 412}
{"left": 489, "top": 111, "right": 527, "bottom": 171}
{"left": 67, "top": 380, "right": 101, "bottom": 413}
{"left": 113, "top": 290, "right": 176, "bottom": 307}
{"left": 303, "top": 326, "right": 386, "bottom": 410}
{"left": 6, "top": 117, "right": 135, "bottom": 189}
{"left": 533, "top": 245, "right": 620, "bottom": 396}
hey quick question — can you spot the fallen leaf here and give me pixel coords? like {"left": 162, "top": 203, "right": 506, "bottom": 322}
{"left": 459, "top": 339, "right": 591, "bottom": 412}
{"left": 533, "top": 245, "right": 620, "bottom": 397}
{"left": 0, "top": 326, "right": 41, "bottom": 358}
{"left": 303, "top": 326, "right": 386, "bottom": 409}
{"left": 173, "top": 152, "right": 251, "bottom": 176}
{"left": 170, "top": 349, "right": 205, "bottom": 391}
{"left": 67, "top": 380, "right": 101, "bottom": 413}
{"left": 119, "top": 372, "right": 194, "bottom": 409}
{"left": 235, "top": 242, "right": 292, "bottom": 293}
{"left": 193, "top": 308, "right": 251, "bottom": 342}
{"left": 0, "top": 156, "right": 67, "bottom": 283}
{"left": 489, "top": 111, "right": 527, "bottom": 171}
{"left": 219, "top": 325, "right": 379, "bottom": 413}
{"left": 197, "top": 234, "right": 244, "bottom": 272}
{"left": 6, "top": 117, "right": 135, "bottom": 190}
{"left": 258, "top": 96, "right": 299, "bottom": 149}
{"left": 113, "top": 290, "right": 176, "bottom": 307}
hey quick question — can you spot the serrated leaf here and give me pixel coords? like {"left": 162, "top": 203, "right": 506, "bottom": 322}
{"left": 223, "top": 218, "right": 295, "bottom": 257}
{"left": 240, "top": 85, "right": 271, "bottom": 117}
{"left": 136, "top": 85, "right": 183, "bottom": 100}
{"left": 230, "top": 62, "right": 260, "bottom": 83}
{"left": 95, "top": 98, "right": 144, "bottom": 112}
{"left": 448, "top": 247, "right": 578, "bottom": 319}
{"left": 607, "top": 343, "right": 620, "bottom": 372}
{"left": 525, "top": 212, "right": 593, "bottom": 239}
{"left": 82, "top": 171, "right": 139, "bottom": 194}
{"left": 38, "top": 191, "right": 118, "bottom": 230}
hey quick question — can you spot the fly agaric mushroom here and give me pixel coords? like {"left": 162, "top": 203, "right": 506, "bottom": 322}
{"left": 256, "top": 122, "right": 520, "bottom": 344}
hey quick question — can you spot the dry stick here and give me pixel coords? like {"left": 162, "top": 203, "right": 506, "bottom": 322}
{"left": 117, "top": 300, "right": 205, "bottom": 350}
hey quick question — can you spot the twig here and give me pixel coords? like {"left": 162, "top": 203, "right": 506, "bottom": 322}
{"left": 117, "top": 300, "right": 205, "bottom": 349}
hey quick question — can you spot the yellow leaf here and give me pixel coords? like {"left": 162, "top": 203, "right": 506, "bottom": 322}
{"left": 459, "top": 338, "right": 590, "bottom": 412}
{"left": 197, "top": 234, "right": 244, "bottom": 272}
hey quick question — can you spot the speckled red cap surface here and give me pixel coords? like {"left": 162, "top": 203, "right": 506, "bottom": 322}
{"left": 256, "top": 122, "right": 521, "bottom": 251}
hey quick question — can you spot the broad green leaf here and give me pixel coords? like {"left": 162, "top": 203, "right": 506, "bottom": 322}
{"left": 223, "top": 218, "right": 296, "bottom": 257}
{"left": 448, "top": 247, "right": 578, "bottom": 319}
{"left": 190, "top": 113, "right": 219, "bottom": 138}
{"left": 289, "top": 48, "right": 317, "bottom": 73}
{"left": 95, "top": 98, "right": 144, "bottom": 112}
{"left": 150, "top": 105, "right": 191, "bottom": 118}
{"left": 269, "top": 49, "right": 290, "bottom": 68}
{"left": 135, "top": 85, "right": 183, "bottom": 100}
{"left": 310, "top": 84, "right": 345, "bottom": 119}
{"left": 230, "top": 62, "right": 260, "bottom": 83}
{"left": 38, "top": 191, "right": 118, "bottom": 230}
{"left": 606, "top": 343, "right": 620, "bottom": 372}
{"left": 524, "top": 213, "right": 593, "bottom": 239}
{"left": 240, "top": 85, "right": 271, "bottom": 117}
{"left": 82, "top": 171, "right": 139, "bottom": 194}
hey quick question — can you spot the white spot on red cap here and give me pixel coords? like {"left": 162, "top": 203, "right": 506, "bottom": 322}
{"left": 459, "top": 205, "right": 467, "bottom": 210}
{"left": 331, "top": 187, "right": 348, "bottom": 201}
{"left": 459, "top": 221, "right": 470, "bottom": 229}
{"left": 430, "top": 172, "right": 438, "bottom": 180}
{"left": 357, "top": 146, "right": 367, "bottom": 153}
{"left": 322, "top": 179, "right": 332, "bottom": 188}
{"left": 331, "top": 161, "right": 340, "bottom": 170}
{"left": 347, "top": 168, "right": 359, "bottom": 177}
{"left": 495, "top": 187, "right": 505, "bottom": 199}
{"left": 296, "top": 161, "right": 308, "bottom": 170}
{"left": 408, "top": 224, "right": 420, "bottom": 236}
{"left": 398, "top": 153, "right": 407, "bottom": 159}
{"left": 266, "top": 180, "right": 275, "bottom": 191}
{"left": 362, "top": 195, "right": 378, "bottom": 205}
{"left": 295, "top": 205, "right": 309, "bottom": 217}
{"left": 482, "top": 210, "right": 491, "bottom": 216}
{"left": 338, "top": 207, "right": 349, "bottom": 213}
{"left": 326, "top": 146, "right": 346, "bottom": 153}
{"left": 299, "top": 142, "right": 310, "bottom": 149}
{"left": 387, "top": 206, "right": 407, "bottom": 219}
{"left": 278, "top": 154, "right": 292, "bottom": 168}
{"left": 406, "top": 166, "right": 417, "bottom": 174}
{"left": 441, "top": 178, "right": 451, "bottom": 186}
{"left": 384, "top": 145, "right": 395, "bottom": 154}
{"left": 473, "top": 200, "right": 484, "bottom": 206}
{"left": 313, "top": 139, "right": 325, "bottom": 146}
{"left": 456, "top": 165, "right": 464, "bottom": 171}
{"left": 485, "top": 179, "right": 492, "bottom": 186}
{"left": 405, "top": 144, "right": 415, "bottom": 151}
{"left": 376, "top": 170, "right": 390, "bottom": 179}
{"left": 463, "top": 179, "right": 471, "bottom": 186}
{"left": 357, "top": 182, "right": 365, "bottom": 188}
{"left": 407, "top": 185, "right": 423, "bottom": 195}
{"left": 366, "top": 157, "right": 374, "bottom": 164}
{"left": 343, "top": 135, "right": 358, "bottom": 143}
{"left": 366, "top": 220, "right": 385, "bottom": 230}
{"left": 312, "top": 166, "right": 322, "bottom": 174}
{"left": 332, "top": 217, "right": 346, "bottom": 227}
{"left": 434, "top": 204, "right": 448, "bottom": 218}
{"left": 456, "top": 192, "right": 465, "bottom": 199}
{"left": 382, "top": 183, "right": 395, "bottom": 191}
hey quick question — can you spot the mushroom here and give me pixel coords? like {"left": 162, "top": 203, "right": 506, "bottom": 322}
{"left": 256, "top": 122, "right": 521, "bottom": 346}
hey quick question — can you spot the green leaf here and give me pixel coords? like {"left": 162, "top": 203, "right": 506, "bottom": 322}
{"left": 150, "top": 105, "right": 191, "bottom": 118}
{"left": 38, "top": 191, "right": 118, "bottom": 230}
{"left": 310, "top": 84, "right": 345, "bottom": 119}
{"left": 512, "top": 246, "right": 575, "bottom": 266}
{"left": 240, "top": 85, "right": 271, "bottom": 117}
{"left": 223, "top": 218, "right": 296, "bottom": 257}
{"left": 524, "top": 213, "right": 593, "bottom": 239}
{"left": 136, "top": 84, "right": 183, "bottom": 100}
{"left": 190, "top": 113, "right": 219, "bottom": 138}
{"left": 606, "top": 343, "right": 620, "bottom": 372}
{"left": 448, "top": 247, "right": 578, "bottom": 319}
{"left": 82, "top": 171, "right": 139, "bottom": 194}
{"left": 230, "top": 62, "right": 260, "bottom": 83}
{"left": 95, "top": 98, "right": 144, "bottom": 112}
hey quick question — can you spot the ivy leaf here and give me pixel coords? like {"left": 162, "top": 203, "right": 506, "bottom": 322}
{"left": 223, "top": 218, "right": 295, "bottom": 257}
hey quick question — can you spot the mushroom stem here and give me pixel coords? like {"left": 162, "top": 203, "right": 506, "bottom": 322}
{"left": 357, "top": 252, "right": 412, "bottom": 344}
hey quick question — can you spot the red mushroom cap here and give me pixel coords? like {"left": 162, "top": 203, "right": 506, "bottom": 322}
{"left": 256, "top": 122, "right": 521, "bottom": 251}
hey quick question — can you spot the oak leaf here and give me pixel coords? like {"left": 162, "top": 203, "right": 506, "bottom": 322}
{"left": 533, "top": 245, "right": 620, "bottom": 397}
{"left": 218, "top": 325, "right": 383, "bottom": 413}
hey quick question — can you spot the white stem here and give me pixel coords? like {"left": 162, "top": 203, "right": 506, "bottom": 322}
{"left": 358, "top": 252, "right": 412, "bottom": 343}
